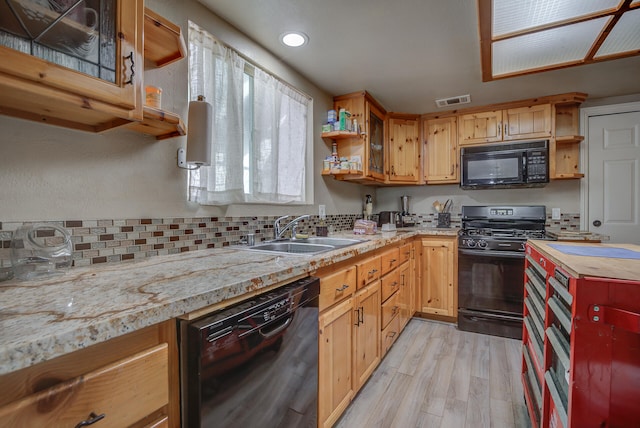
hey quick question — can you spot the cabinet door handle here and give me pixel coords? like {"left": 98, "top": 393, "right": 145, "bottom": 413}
{"left": 336, "top": 284, "right": 349, "bottom": 292}
{"left": 504, "top": 123, "right": 508, "bottom": 136}
{"left": 124, "top": 51, "right": 135, "bottom": 85}
{"left": 497, "top": 122, "right": 501, "bottom": 137}
{"left": 354, "top": 307, "right": 363, "bottom": 326}
{"left": 75, "top": 412, "right": 106, "bottom": 428}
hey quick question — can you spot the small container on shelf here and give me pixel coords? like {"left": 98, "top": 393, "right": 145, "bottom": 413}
{"left": 145, "top": 86, "right": 162, "bottom": 108}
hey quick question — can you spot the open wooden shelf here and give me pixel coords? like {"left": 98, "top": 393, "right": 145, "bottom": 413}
{"left": 555, "top": 135, "right": 584, "bottom": 144}
{"left": 552, "top": 173, "right": 585, "bottom": 179}
{"left": 124, "top": 106, "right": 186, "bottom": 140}
{"left": 321, "top": 169, "right": 364, "bottom": 176}
{"left": 144, "top": 8, "right": 186, "bottom": 69}
{"left": 321, "top": 131, "right": 360, "bottom": 140}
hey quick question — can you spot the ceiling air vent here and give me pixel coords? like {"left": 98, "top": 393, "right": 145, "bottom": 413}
{"left": 435, "top": 94, "right": 471, "bottom": 108}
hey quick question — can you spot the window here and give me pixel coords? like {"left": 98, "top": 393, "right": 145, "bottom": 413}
{"left": 187, "top": 21, "right": 312, "bottom": 205}
{"left": 478, "top": 0, "right": 640, "bottom": 81}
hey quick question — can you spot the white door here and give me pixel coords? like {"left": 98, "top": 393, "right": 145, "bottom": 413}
{"left": 586, "top": 108, "right": 640, "bottom": 244}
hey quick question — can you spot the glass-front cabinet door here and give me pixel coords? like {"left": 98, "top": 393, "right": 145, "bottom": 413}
{"left": 0, "top": 0, "right": 142, "bottom": 119}
{"left": 366, "top": 100, "right": 386, "bottom": 181}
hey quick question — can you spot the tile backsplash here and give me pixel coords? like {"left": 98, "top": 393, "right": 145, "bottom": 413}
{"left": 0, "top": 212, "right": 581, "bottom": 272}
{"left": 0, "top": 214, "right": 360, "bottom": 269}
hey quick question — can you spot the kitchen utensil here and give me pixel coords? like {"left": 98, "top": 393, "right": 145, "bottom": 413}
{"left": 443, "top": 199, "right": 452, "bottom": 213}
{"left": 10, "top": 223, "right": 72, "bottom": 280}
{"left": 432, "top": 200, "right": 442, "bottom": 213}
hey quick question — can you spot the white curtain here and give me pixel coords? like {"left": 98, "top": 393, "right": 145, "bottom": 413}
{"left": 252, "top": 68, "right": 308, "bottom": 203}
{"left": 188, "top": 22, "right": 245, "bottom": 204}
{"left": 187, "top": 22, "right": 309, "bottom": 205}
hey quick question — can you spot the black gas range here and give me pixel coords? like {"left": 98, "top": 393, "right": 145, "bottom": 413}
{"left": 457, "top": 205, "right": 547, "bottom": 339}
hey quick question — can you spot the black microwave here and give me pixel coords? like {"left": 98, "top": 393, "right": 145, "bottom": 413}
{"left": 460, "top": 140, "right": 549, "bottom": 189}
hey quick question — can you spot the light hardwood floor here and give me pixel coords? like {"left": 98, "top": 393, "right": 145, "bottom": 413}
{"left": 335, "top": 318, "right": 531, "bottom": 428}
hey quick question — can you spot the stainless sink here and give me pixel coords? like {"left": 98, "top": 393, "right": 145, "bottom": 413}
{"left": 243, "top": 237, "right": 364, "bottom": 255}
{"left": 298, "top": 237, "right": 364, "bottom": 247}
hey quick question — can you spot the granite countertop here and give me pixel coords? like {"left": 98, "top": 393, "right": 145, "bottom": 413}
{"left": 0, "top": 227, "right": 458, "bottom": 375}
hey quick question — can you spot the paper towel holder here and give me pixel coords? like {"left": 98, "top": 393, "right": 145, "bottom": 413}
{"left": 178, "top": 95, "right": 212, "bottom": 170}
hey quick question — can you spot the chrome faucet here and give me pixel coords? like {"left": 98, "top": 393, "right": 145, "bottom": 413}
{"left": 274, "top": 215, "right": 310, "bottom": 239}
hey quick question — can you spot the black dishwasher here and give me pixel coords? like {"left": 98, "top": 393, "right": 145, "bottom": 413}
{"left": 180, "top": 276, "right": 320, "bottom": 428}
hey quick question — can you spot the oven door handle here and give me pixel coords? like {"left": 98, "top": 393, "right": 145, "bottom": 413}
{"left": 459, "top": 309, "right": 523, "bottom": 322}
{"left": 459, "top": 248, "right": 525, "bottom": 259}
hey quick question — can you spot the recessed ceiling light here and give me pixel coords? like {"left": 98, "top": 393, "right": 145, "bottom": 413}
{"left": 281, "top": 32, "right": 308, "bottom": 47}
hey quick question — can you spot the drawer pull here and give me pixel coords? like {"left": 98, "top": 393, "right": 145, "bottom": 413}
{"left": 336, "top": 284, "right": 349, "bottom": 292}
{"left": 369, "top": 269, "right": 378, "bottom": 275}
{"left": 75, "top": 412, "right": 106, "bottom": 428}
{"left": 391, "top": 281, "right": 398, "bottom": 287}
{"left": 390, "top": 259, "right": 397, "bottom": 263}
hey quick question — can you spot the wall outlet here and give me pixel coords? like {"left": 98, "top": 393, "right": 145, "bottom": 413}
{"left": 552, "top": 208, "right": 561, "bottom": 220}
{"left": 319, "top": 205, "right": 326, "bottom": 219}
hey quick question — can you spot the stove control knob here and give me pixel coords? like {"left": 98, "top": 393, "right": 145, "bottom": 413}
{"left": 477, "top": 240, "right": 488, "bottom": 249}
{"left": 465, "top": 239, "right": 476, "bottom": 248}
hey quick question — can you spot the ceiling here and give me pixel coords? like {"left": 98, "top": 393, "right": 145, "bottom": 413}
{"left": 197, "top": 0, "right": 640, "bottom": 114}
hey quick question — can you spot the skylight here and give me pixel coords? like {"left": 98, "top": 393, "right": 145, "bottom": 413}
{"left": 478, "top": 0, "right": 640, "bottom": 81}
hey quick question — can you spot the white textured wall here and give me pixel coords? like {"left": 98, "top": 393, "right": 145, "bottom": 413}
{"left": 0, "top": 0, "right": 365, "bottom": 222}
{"left": 2, "top": 1, "right": 636, "bottom": 223}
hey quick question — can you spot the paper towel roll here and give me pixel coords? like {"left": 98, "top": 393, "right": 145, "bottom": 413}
{"left": 186, "top": 98, "right": 212, "bottom": 166}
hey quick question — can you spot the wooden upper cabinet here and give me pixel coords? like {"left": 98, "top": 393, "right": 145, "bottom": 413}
{"left": 504, "top": 104, "right": 552, "bottom": 141}
{"left": 423, "top": 116, "right": 459, "bottom": 183}
{"left": 459, "top": 104, "right": 552, "bottom": 145}
{"left": 387, "top": 114, "right": 420, "bottom": 183}
{"left": 0, "top": 1, "right": 186, "bottom": 138}
{"left": 324, "top": 91, "right": 387, "bottom": 184}
{"left": 0, "top": 0, "right": 143, "bottom": 126}
{"left": 459, "top": 110, "right": 503, "bottom": 145}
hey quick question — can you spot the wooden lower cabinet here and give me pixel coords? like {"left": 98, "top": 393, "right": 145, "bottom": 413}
{"left": 397, "top": 260, "right": 412, "bottom": 330}
{"left": 353, "top": 281, "right": 381, "bottom": 391}
{"left": 0, "top": 320, "right": 178, "bottom": 428}
{"left": 418, "top": 237, "right": 457, "bottom": 318}
{"left": 319, "top": 296, "right": 355, "bottom": 428}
